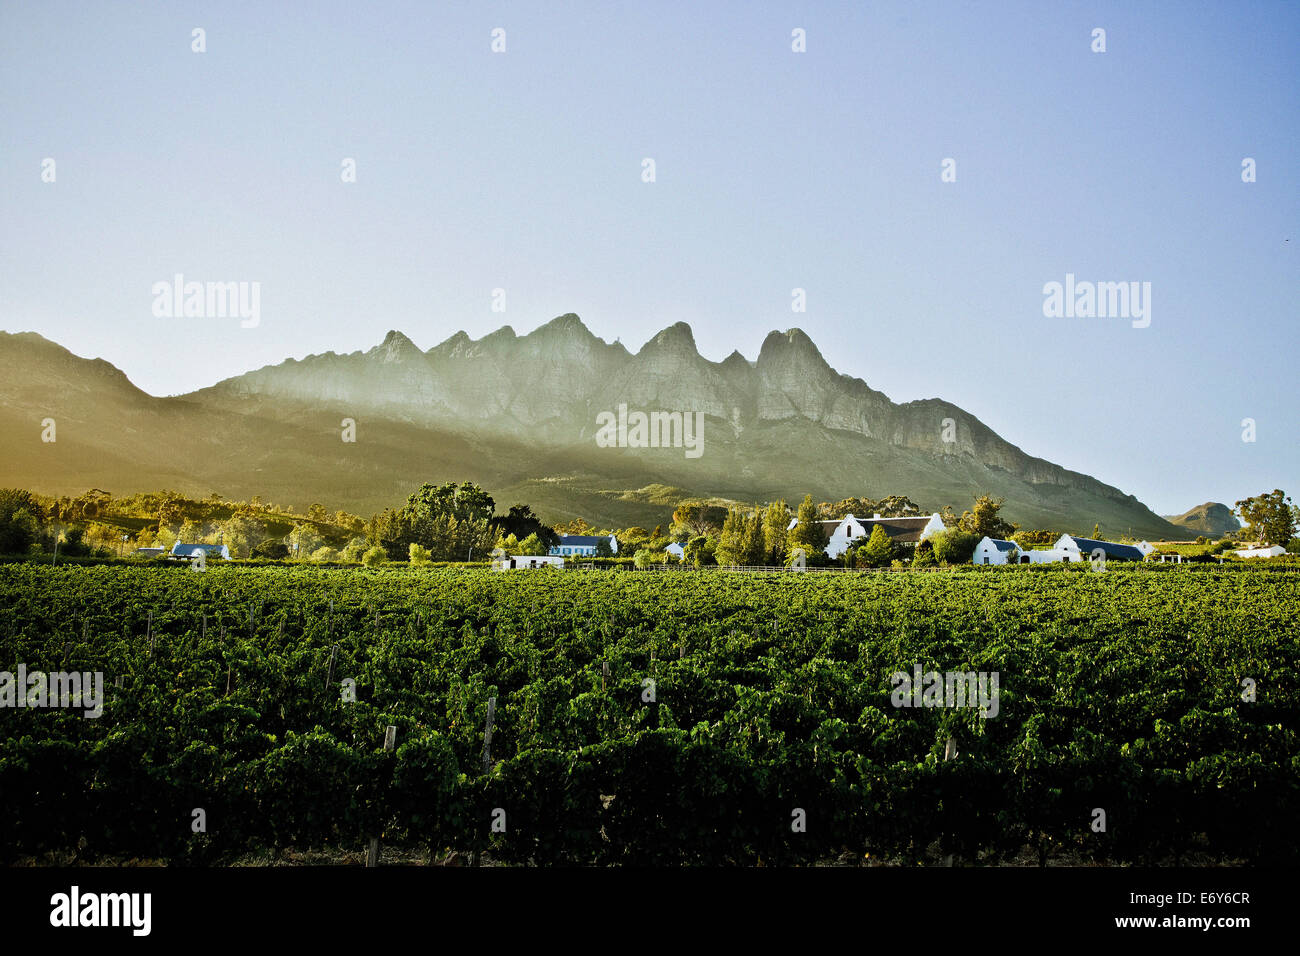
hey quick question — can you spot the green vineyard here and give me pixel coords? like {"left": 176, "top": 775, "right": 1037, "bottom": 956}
{"left": 1, "top": 562, "right": 1297, "bottom": 865}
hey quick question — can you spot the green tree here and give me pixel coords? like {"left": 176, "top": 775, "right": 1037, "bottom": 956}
{"left": 958, "top": 494, "right": 1017, "bottom": 539}
{"left": 671, "top": 503, "right": 728, "bottom": 539}
{"left": 517, "top": 533, "right": 547, "bottom": 555}
{"left": 220, "top": 514, "right": 266, "bottom": 559}
{"left": 788, "top": 494, "right": 828, "bottom": 555}
{"left": 286, "top": 524, "right": 324, "bottom": 560}
{"left": 818, "top": 496, "right": 878, "bottom": 520}
{"left": 0, "top": 488, "right": 43, "bottom": 554}
{"left": 409, "top": 542, "right": 432, "bottom": 566}
{"left": 762, "top": 500, "right": 791, "bottom": 563}
{"left": 1235, "top": 489, "right": 1295, "bottom": 545}
{"left": 594, "top": 537, "right": 614, "bottom": 558}
{"left": 715, "top": 509, "right": 742, "bottom": 566}
{"left": 860, "top": 525, "right": 897, "bottom": 567}
{"left": 931, "top": 528, "right": 980, "bottom": 565}
{"left": 493, "top": 504, "right": 560, "bottom": 551}
{"left": 1013, "top": 529, "right": 1057, "bottom": 547}
{"left": 633, "top": 549, "right": 653, "bottom": 569}
{"left": 362, "top": 545, "right": 387, "bottom": 567}
{"left": 341, "top": 537, "right": 368, "bottom": 563}
{"left": 742, "top": 510, "right": 767, "bottom": 566}
{"left": 875, "top": 495, "right": 923, "bottom": 518}
{"left": 684, "top": 535, "right": 715, "bottom": 567}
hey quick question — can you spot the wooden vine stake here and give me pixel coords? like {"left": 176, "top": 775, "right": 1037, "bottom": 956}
{"left": 366, "top": 724, "right": 398, "bottom": 868}
{"left": 943, "top": 736, "right": 958, "bottom": 866}
{"left": 469, "top": 699, "right": 498, "bottom": 869}
{"left": 601, "top": 660, "right": 610, "bottom": 692}
{"left": 324, "top": 644, "right": 338, "bottom": 692}
{"left": 481, "top": 696, "right": 496, "bottom": 774}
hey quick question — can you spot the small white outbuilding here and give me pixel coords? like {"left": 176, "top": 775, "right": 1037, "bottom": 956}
{"left": 1235, "top": 544, "right": 1286, "bottom": 559}
{"left": 492, "top": 553, "right": 565, "bottom": 571}
{"left": 973, "top": 537, "right": 1020, "bottom": 565}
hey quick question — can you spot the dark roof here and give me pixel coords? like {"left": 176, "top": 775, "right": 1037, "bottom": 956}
{"left": 556, "top": 535, "right": 609, "bottom": 546}
{"left": 981, "top": 539, "right": 1018, "bottom": 552}
{"left": 1064, "top": 536, "right": 1144, "bottom": 560}
{"left": 171, "top": 542, "right": 225, "bottom": 553}
{"left": 847, "top": 516, "right": 934, "bottom": 544}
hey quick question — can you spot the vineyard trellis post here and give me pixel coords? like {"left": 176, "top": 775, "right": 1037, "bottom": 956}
{"left": 325, "top": 644, "right": 338, "bottom": 692}
{"left": 366, "top": 724, "right": 398, "bottom": 868}
{"left": 481, "top": 696, "right": 496, "bottom": 774}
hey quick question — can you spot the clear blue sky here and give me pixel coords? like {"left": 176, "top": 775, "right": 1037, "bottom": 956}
{"left": 2, "top": 0, "right": 1296, "bottom": 516}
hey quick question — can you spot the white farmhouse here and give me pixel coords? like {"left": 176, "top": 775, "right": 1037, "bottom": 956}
{"left": 170, "top": 542, "right": 230, "bottom": 561}
{"left": 786, "top": 513, "right": 946, "bottom": 559}
{"left": 1053, "top": 535, "right": 1145, "bottom": 562}
{"left": 549, "top": 534, "right": 618, "bottom": 557}
{"left": 973, "top": 537, "right": 1020, "bottom": 565}
{"left": 1235, "top": 544, "right": 1286, "bottom": 559}
{"left": 665, "top": 542, "right": 685, "bottom": 559}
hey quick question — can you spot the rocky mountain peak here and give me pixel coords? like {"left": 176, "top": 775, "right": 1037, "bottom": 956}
{"left": 372, "top": 329, "right": 424, "bottom": 363}
{"left": 757, "top": 328, "right": 827, "bottom": 367}
{"left": 640, "top": 321, "right": 698, "bottom": 356}
{"left": 531, "top": 313, "right": 592, "bottom": 339}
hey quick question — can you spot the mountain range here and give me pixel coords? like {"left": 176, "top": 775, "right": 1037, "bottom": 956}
{"left": 0, "top": 316, "right": 1183, "bottom": 537}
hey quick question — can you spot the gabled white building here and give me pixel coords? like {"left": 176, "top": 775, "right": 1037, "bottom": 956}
{"left": 1020, "top": 535, "right": 1146, "bottom": 564}
{"left": 973, "top": 537, "right": 1020, "bottom": 565}
{"left": 979, "top": 534, "right": 1156, "bottom": 566}
{"left": 786, "top": 512, "right": 946, "bottom": 559}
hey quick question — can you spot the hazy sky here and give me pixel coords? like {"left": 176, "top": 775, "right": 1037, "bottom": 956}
{"left": 2, "top": 0, "right": 1296, "bottom": 515}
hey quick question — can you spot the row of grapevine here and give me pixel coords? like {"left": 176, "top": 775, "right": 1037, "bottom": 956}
{"left": 1, "top": 563, "right": 1296, "bottom": 863}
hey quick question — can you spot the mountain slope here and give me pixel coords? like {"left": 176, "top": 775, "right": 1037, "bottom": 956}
{"left": 0, "top": 322, "right": 1181, "bottom": 537}
{"left": 1164, "top": 502, "right": 1240, "bottom": 536}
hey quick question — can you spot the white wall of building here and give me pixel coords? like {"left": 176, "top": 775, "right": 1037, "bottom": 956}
{"left": 1235, "top": 544, "right": 1286, "bottom": 559}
